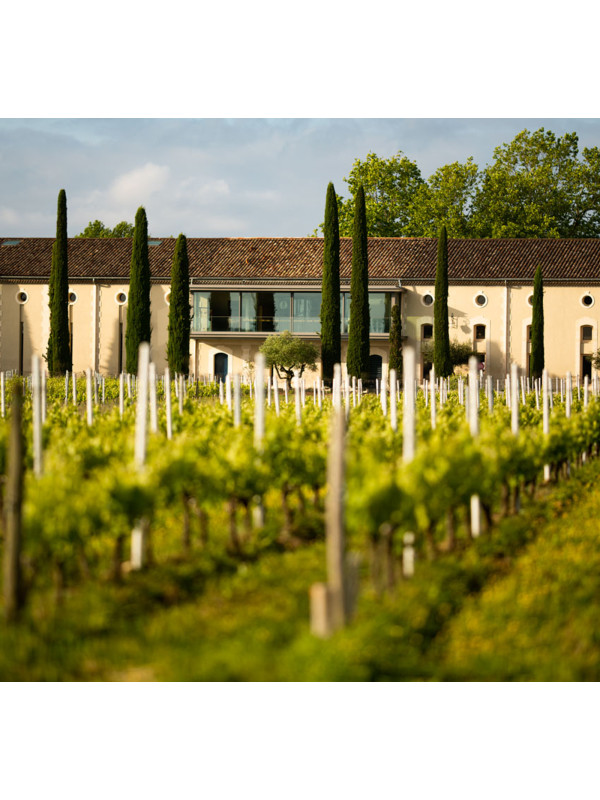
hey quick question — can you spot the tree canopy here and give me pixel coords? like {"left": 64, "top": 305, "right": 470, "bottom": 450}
{"left": 314, "top": 128, "right": 600, "bottom": 239}
{"left": 259, "top": 331, "right": 319, "bottom": 388}
{"left": 76, "top": 220, "right": 134, "bottom": 238}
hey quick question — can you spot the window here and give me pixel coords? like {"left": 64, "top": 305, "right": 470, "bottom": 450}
{"left": 475, "top": 324, "right": 486, "bottom": 340}
{"left": 164, "top": 292, "right": 171, "bottom": 305}
{"left": 368, "top": 293, "right": 392, "bottom": 333}
{"left": 474, "top": 293, "right": 488, "bottom": 308}
{"left": 292, "top": 292, "right": 321, "bottom": 333}
{"left": 422, "top": 323, "right": 433, "bottom": 340}
{"left": 68, "top": 292, "right": 77, "bottom": 304}
{"left": 422, "top": 292, "right": 434, "bottom": 307}
{"left": 582, "top": 325, "right": 593, "bottom": 342}
{"left": 256, "top": 292, "right": 291, "bottom": 332}
{"left": 582, "top": 293, "right": 595, "bottom": 308}
{"left": 16, "top": 291, "right": 28, "bottom": 304}
{"left": 115, "top": 291, "right": 127, "bottom": 305}
{"left": 527, "top": 325, "right": 532, "bottom": 342}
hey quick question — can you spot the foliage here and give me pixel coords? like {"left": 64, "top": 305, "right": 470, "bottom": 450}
{"left": 76, "top": 220, "right": 134, "bottom": 238}
{"left": 388, "top": 303, "right": 402, "bottom": 374}
{"left": 47, "top": 189, "right": 71, "bottom": 375}
{"left": 320, "top": 183, "right": 341, "bottom": 382}
{"left": 530, "top": 265, "right": 544, "bottom": 379}
{"left": 167, "top": 234, "right": 191, "bottom": 376}
{"left": 421, "top": 339, "right": 474, "bottom": 369}
{"left": 471, "top": 128, "right": 600, "bottom": 238}
{"left": 259, "top": 330, "right": 319, "bottom": 387}
{"left": 346, "top": 184, "right": 370, "bottom": 379}
{"left": 433, "top": 226, "right": 453, "bottom": 377}
{"left": 313, "top": 128, "right": 600, "bottom": 240}
{"left": 125, "top": 207, "right": 151, "bottom": 373}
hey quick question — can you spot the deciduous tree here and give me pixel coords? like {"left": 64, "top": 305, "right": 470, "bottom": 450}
{"left": 259, "top": 331, "right": 319, "bottom": 388}
{"left": 76, "top": 220, "right": 134, "bottom": 238}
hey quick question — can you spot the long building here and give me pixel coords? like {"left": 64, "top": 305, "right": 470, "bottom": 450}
{"left": 1, "top": 235, "right": 599, "bottom": 380}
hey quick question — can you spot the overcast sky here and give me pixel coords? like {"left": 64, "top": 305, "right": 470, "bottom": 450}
{"left": 2, "top": 117, "right": 600, "bottom": 240}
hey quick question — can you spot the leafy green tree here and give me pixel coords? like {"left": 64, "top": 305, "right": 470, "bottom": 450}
{"left": 471, "top": 128, "right": 600, "bottom": 238}
{"left": 388, "top": 303, "right": 402, "bottom": 374}
{"left": 47, "top": 189, "right": 71, "bottom": 375}
{"left": 530, "top": 265, "right": 544, "bottom": 380}
{"left": 346, "top": 184, "right": 370, "bottom": 379}
{"left": 433, "top": 226, "right": 453, "bottom": 377}
{"left": 167, "top": 234, "right": 191, "bottom": 376}
{"left": 422, "top": 339, "right": 474, "bottom": 369}
{"left": 259, "top": 331, "right": 319, "bottom": 388}
{"left": 125, "top": 207, "right": 151, "bottom": 373}
{"left": 76, "top": 220, "right": 134, "bottom": 238}
{"left": 406, "top": 158, "right": 480, "bottom": 237}
{"left": 315, "top": 151, "right": 423, "bottom": 237}
{"left": 320, "top": 182, "right": 341, "bottom": 382}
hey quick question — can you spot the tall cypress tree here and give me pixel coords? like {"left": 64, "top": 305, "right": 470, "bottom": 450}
{"left": 126, "top": 207, "right": 151, "bottom": 373}
{"left": 389, "top": 302, "right": 403, "bottom": 375}
{"left": 167, "top": 234, "right": 191, "bottom": 376}
{"left": 530, "top": 264, "right": 544, "bottom": 379}
{"left": 47, "top": 189, "right": 71, "bottom": 375}
{"left": 346, "top": 184, "right": 370, "bottom": 379}
{"left": 320, "top": 182, "right": 341, "bottom": 382}
{"left": 433, "top": 225, "right": 453, "bottom": 377}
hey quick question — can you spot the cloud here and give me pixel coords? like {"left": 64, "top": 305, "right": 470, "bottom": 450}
{"left": 0, "top": 206, "right": 20, "bottom": 226}
{"left": 109, "top": 163, "right": 170, "bottom": 206}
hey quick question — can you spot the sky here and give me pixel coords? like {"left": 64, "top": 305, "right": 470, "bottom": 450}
{"left": 2, "top": 117, "right": 600, "bottom": 240}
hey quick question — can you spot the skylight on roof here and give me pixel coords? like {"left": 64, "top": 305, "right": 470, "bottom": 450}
{"left": 148, "top": 240, "right": 162, "bottom": 246}
{"left": 2, "top": 239, "right": 21, "bottom": 246}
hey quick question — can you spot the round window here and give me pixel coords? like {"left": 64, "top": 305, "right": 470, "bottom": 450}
{"left": 527, "top": 294, "right": 534, "bottom": 307}
{"left": 422, "top": 292, "right": 434, "bottom": 307}
{"left": 68, "top": 291, "right": 77, "bottom": 304}
{"left": 165, "top": 292, "right": 171, "bottom": 305}
{"left": 474, "top": 293, "right": 488, "bottom": 308}
{"left": 115, "top": 291, "right": 128, "bottom": 305}
{"left": 16, "top": 291, "right": 28, "bottom": 304}
{"left": 581, "top": 293, "right": 595, "bottom": 308}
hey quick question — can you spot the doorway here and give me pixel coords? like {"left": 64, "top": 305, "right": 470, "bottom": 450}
{"left": 214, "top": 352, "right": 229, "bottom": 380}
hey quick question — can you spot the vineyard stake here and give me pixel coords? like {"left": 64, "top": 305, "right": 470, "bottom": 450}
{"left": 178, "top": 374, "right": 184, "bottom": 417}
{"left": 233, "top": 374, "right": 242, "bottom": 427}
{"left": 226, "top": 374, "right": 232, "bottom": 411}
{"left": 566, "top": 371, "right": 572, "bottom": 418}
{"left": 64, "top": 371, "right": 69, "bottom": 405}
{"left": 402, "top": 532, "right": 415, "bottom": 579}
{"left": 283, "top": 380, "right": 289, "bottom": 404}
{"left": 0, "top": 371, "right": 4, "bottom": 418}
{"left": 468, "top": 357, "right": 481, "bottom": 538}
{"left": 430, "top": 365, "right": 437, "bottom": 430}
{"left": 403, "top": 346, "right": 416, "bottom": 462}
{"left": 326, "top": 403, "right": 347, "bottom": 630}
{"left": 390, "top": 368, "right": 397, "bottom": 432}
{"left": 86, "top": 368, "right": 93, "bottom": 427}
{"left": 73, "top": 370, "right": 77, "bottom": 405}
{"left": 487, "top": 375, "right": 493, "bottom": 414}
{"left": 3, "top": 382, "right": 24, "bottom": 623}
{"left": 131, "top": 343, "right": 150, "bottom": 571}
{"left": 273, "top": 376, "right": 280, "bottom": 416}
{"left": 32, "top": 355, "right": 43, "bottom": 477}
{"left": 165, "top": 367, "right": 173, "bottom": 440}
{"left": 294, "top": 369, "right": 302, "bottom": 426}
{"left": 332, "top": 364, "right": 342, "bottom": 409}
{"left": 254, "top": 353, "right": 265, "bottom": 447}
{"left": 543, "top": 368, "right": 550, "bottom": 482}
{"left": 380, "top": 374, "right": 387, "bottom": 417}
{"left": 119, "top": 373, "right": 124, "bottom": 418}
{"left": 511, "top": 363, "right": 519, "bottom": 435}
{"left": 149, "top": 362, "right": 158, "bottom": 434}
{"left": 584, "top": 375, "right": 589, "bottom": 409}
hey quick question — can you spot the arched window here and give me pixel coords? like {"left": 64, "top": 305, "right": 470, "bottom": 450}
{"left": 582, "top": 325, "right": 593, "bottom": 342}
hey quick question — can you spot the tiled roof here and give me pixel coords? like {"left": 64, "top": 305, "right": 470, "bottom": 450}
{"left": 1, "top": 236, "right": 600, "bottom": 283}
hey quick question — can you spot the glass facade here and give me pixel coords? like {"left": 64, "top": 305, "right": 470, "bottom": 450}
{"left": 192, "top": 290, "right": 393, "bottom": 335}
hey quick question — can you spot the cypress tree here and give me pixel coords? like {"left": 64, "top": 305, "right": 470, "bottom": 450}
{"left": 125, "top": 207, "right": 151, "bottom": 374}
{"left": 389, "top": 303, "right": 403, "bottom": 375}
{"left": 320, "top": 182, "right": 341, "bottom": 382}
{"left": 167, "top": 234, "right": 191, "bottom": 376}
{"left": 433, "top": 225, "right": 453, "bottom": 377}
{"left": 47, "top": 189, "right": 71, "bottom": 375}
{"left": 346, "top": 184, "right": 370, "bottom": 379}
{"left": 530, "top": 264, "right": 544, "bottom": 379}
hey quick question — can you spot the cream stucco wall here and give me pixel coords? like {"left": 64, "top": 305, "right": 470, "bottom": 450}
{"left": 2, "top": 280, "right": 600, "bottom": 380}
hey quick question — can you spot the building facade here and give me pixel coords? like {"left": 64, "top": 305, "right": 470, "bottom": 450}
{"left": 1, "top": 235, "right": 599, "bottom": 381}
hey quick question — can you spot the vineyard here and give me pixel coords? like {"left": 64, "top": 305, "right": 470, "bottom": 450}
{"left": 1, "top": 349, "right": 600, "bottom": 681}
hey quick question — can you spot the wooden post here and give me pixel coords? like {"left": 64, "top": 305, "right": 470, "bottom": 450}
{"left": 380, "top": 374, "right": 387, "bottom": 417}
{"left": 403, "top": 345, "right": 416, "bottom": 463}
{"left": 178, "top": 374, "right": 184, "bottom": 417}
{"left": 64, "top": 371, "right": 69, "bottom": 405}
{"left": 86, "top": 368, "right": 93, "bottom": 427}
{"left": 511, "top": 363, "right": 519, "bottom": 435}
{"left": 468, "top": 356, "right": 481, "bottom": 538}
{"left": 31, "top": 355, "right": 42, "bottom": 477}
{"left": 390, "top": 368, "right": 397, "bottom": 432}
{"left": 566, "top": 371, "right": 572, "bottom": 418}
{"left": 119, "top": 372, "right": 124, "bottom": 418}
{"left": 543, "top": 368, "right": 550, "bottom": 482}
{"left": 41, "top": 365, "right": 47, "bottom": 425}
{"left": 584, "top": 375, "right": 589, "bottom": 410}
{"left": 294, "top": 369, "right": 302, "bottom": 426}
{"left": 131, "top": 343, "right": 150, "bottom": 571}
{"left": 219, "top": 378, "right": 225, "bottom": 405}
{"left": 149, "top": 362, "right": 158, "bottom": 434}
{"left": 402, "top": 532, "right": 415, "bottom": 579}
{"left": 284, "top": 380, "right": 289, "bottom": 404}
{"left": 254, "top": 353, "right": 265, "bottom": 448}
{"left": 233, "top": 374, "right": 242, "bottom": 427}
{"left": 102, "top": 376, "right": 105, "bottom": 405}
{"left": 325, "top": 403, "right": 347, "bottom": 629}
{"left": 487, "top": 375, "right": 493, "bottom": 414}
{"left": 430, "top": 365, "right": 436, "bottom": 430}
{"left": 3, "top": 383, "right": 24, "bottom": 623}
{"left": 73, "top": 370, "right": 77, "bottom": 405}
{"left": 273, "top": 376, "right": 280, "bottom": 417}
{"left": 332, "top": 364, "right": 341, "bottom": 409}
{"left": 165, "top": 366, "right": 173, "bottom": 440}
{"left": 225, "top": 374, "right": 232, "bottom": 411}
{"left": 1, "top": 372, "right": 5, "bottom": 418}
